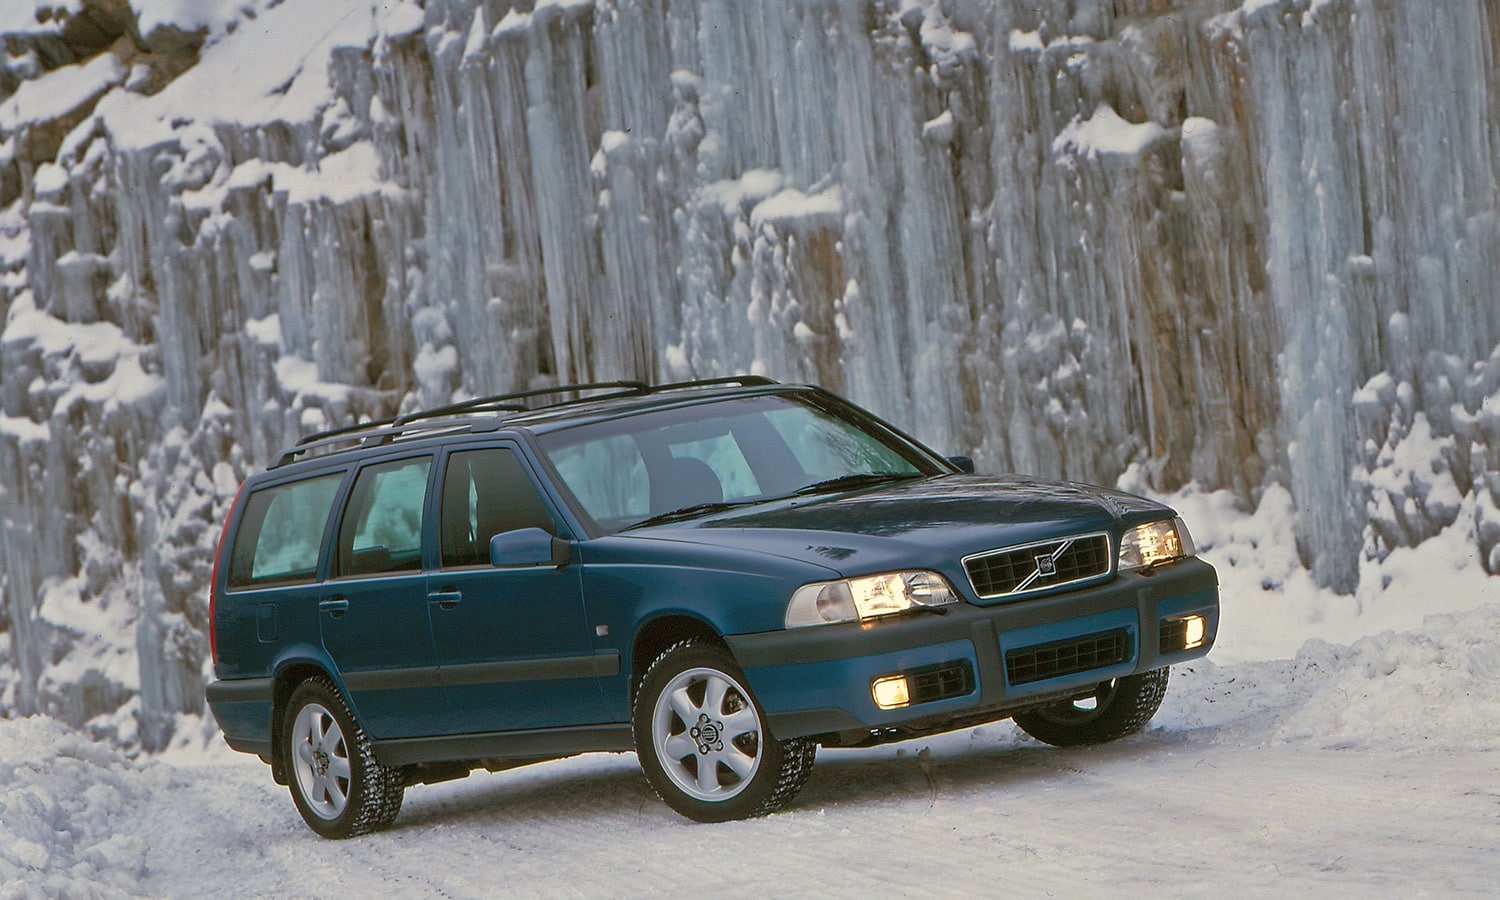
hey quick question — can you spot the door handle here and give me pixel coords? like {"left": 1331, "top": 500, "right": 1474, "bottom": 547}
{"left": 427, "top": 589, "right": 463, "bottom": 610}
{"left": 319, "top": 597, "right": 349, "bottom": 618}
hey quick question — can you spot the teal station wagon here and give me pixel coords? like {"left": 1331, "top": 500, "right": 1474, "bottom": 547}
{"left": 206, "top": 377, "right": 1219, "bottom": 837}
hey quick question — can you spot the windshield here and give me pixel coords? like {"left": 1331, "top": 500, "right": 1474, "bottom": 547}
{"left": 537, "top": 392, "right": 938, "bottom": 531}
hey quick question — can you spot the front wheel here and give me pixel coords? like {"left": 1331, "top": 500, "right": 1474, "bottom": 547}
{"left": 1013, "top": 666, "right": 1170, "bottom": 747}
{"left": 282, "top": 676, "right": 405, "bottom": 838}
{"left": 632, "top": 639, "right": 815, "bottom": 822}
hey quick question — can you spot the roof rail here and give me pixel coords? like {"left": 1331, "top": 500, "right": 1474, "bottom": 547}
{"left": 294, "top": 415, "right": 400, "bottom": 447}
{"left": 390, "top": 380, "right": 649, "bottom": 427}
{"left": 268, "top": 375, "right": 780, "bottom": 469}
{"left": 652, "top": 374, "right": 777, "bottom": 392}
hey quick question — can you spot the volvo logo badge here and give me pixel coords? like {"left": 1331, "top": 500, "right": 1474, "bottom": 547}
{"left": 1035, "top": 554, "right": 1057, "bottom": 576}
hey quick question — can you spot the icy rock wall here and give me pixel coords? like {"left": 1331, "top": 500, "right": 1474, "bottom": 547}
{"left": 0, "top": 0, "right": 1497, "bottom": 746}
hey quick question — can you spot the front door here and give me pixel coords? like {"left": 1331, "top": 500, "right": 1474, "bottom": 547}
{"left": 426, "top": 445, "right": 608, "bottom": 733}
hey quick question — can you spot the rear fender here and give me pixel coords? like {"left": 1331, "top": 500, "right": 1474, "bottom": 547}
{"left": 267, "top": 644, "right": 345, "bottom": 785}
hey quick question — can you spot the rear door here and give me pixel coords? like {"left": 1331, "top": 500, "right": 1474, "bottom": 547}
{"left": 426, "top": 444, "right": 609, "bottom": 733}
{"left": 319, "top": 454, "right": 452, "bottom": 738}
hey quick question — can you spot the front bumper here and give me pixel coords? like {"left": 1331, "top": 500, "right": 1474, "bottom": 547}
{"left": 725, "top": 557, "right": 1218, "bottom": 743}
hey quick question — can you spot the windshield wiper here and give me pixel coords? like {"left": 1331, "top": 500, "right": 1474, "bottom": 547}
{"left": 790, "top": 472, "right": 920, "bottom": 497}
{"left": 624, "top": 500, "right": 758, "bottom": 531}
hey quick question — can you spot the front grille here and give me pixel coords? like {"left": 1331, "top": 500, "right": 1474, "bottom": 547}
{"left": 1005, "top": 629, "right": 1130, "bottom": 685}
{"left": 964, "top": 533, "right": 1112, "bottom": 599}
{"left": 906, "top": 661, "right": 974, "bottom": 705}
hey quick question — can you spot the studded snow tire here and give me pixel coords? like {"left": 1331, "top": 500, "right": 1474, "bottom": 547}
{"left": 282, "top": 675, "right": 405, "bottom": 838}
{"left": 1013, "top": 666, "right": 1171, "bottom": 747}
{"left": 633, "top": 639, "right": 815, "bottom": 823}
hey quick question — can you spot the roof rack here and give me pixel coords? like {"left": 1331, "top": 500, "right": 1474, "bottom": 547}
{"left": 390, "top": 380, "right": 649, "bottom": 427}
{"left": 649, "top": 374, "right": 777, "bottom": 393}
{"left": 272, "top": 420, "right": 493, "bottom": 469}
{"left": 269, "top": 375, "right": 779, "bottom": 469}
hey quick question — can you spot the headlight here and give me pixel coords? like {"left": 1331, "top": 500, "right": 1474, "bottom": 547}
{"left": 785, "top": 571, "right": 960, "bottom": 628}
{"left": 1118, "top": 517, "right": 1196, "bottom": 570}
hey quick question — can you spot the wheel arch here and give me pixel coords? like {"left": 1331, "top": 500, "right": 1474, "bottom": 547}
{"left": 629, "top": 614, "right": 725, "bottom": 704}
{"left": 268, "top": 660, "right": 340, "bottom": 785}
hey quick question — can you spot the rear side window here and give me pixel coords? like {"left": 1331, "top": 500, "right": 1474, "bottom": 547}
{"left": 337, "top": 457, "right": 432, "bottom": 576}
{"left": 227, "top": 473, "right": 344, "bottom": 589}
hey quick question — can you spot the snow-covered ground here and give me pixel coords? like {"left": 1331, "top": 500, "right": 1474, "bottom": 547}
{"left": 4, "top": 489, "right": 1499, "bottom": 898}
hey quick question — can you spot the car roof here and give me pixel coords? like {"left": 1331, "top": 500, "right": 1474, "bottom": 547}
{"left": 265, "top": 376, "right": 808, "bottom": 473}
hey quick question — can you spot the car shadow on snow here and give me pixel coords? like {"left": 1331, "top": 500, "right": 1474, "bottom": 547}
{"left": 389, "top": 751, "right": 662, "bottom": 830}
{"left": 385, "top": 719, "right": 1231, "bottom": 831}
{"left": 795, "top": 725, "right": 1208, "bottom": 810}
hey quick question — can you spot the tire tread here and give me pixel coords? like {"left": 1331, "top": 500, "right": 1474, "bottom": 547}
{"left": 633, "top": 638, "right": 815, "bottom": 821}
{"left": 1013, "top": 666, "right": 1170, "bottom": 748}
{"left": 287, "top": 675, "right": 405, "bottom": 838}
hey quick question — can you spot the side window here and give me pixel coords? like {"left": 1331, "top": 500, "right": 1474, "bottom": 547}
{"left": 337, "top": 457, "right": 432, "bottom": 577}
{"left": 440, "top": 448, "right": 557, "bottom": 568}
{"left": 227, "top": 473, "right": 343, "bottom": 589}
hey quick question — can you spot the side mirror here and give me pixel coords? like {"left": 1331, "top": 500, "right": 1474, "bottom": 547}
{"left": 489, "top": 528, "right": 571, "bottom": 568}
{"left": 947, "top": 455, "right": 976, "bottom": 474}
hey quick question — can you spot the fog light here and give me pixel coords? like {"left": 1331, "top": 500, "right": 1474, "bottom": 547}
{"left": 1182, "top": 615, "right": 1206, "bottom": 650}
{"left": 872, "top": 675, "right": 911, "bottom": 710}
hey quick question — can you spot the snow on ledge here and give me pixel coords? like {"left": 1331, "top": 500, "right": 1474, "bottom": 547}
{"left": 750, "top": 185, "right": 843, "bottom": 231}
{"left": 0, "top": 51, "right": 125, "bottom": 132}
{"left": 378, "top": 0, "right": 425, "bottom": 38}
{"left": 0, "top": 413, "right": 50, "bottom": 444}
{"left": 0, "top": 1, "right": 76, "bottom": 37}
{"left": 275, "top": 356, "right": 350, "bottom": 403}
{"left": 1053, "top": 104, "right": 1170, "bottom": 161}
{"left": 698, "top": 169, "right": 786, "bottom": 217}
{"left": 182, "top": 143, "right": 394, "bottom": 214}
{"left": 94, "top": 1, "right": 378, "bottom": 149}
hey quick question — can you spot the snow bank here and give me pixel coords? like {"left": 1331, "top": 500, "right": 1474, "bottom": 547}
{"left": 1160, "top": 602, "right": 1500, "bottom": 749}
{"left": 1133, "top": 476, "right": 1500, "bottom": 664}
{"left": 0, "top": 717, "right": 148, "bottom": 898}
{"left": 1276, "top": 605, "right": 1500, "bottom": 751}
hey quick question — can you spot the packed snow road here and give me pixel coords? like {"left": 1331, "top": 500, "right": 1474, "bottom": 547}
{"left": 7, "top": 604, "right": 1499, "bottom": 898}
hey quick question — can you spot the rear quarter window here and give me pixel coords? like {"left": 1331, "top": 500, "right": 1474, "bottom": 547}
{"left": 227, "top": 473, "right": 344, "bottom": 589}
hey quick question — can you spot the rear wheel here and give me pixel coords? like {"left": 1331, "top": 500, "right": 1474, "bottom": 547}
{"left": 633, "top": 639, "right": 815, "bottom": 822}
{"left": 1013, "top": 667, "right": 1170, "bottom": 747}
{"left": 283, "top": 676, "right": 405, "bottom": 838}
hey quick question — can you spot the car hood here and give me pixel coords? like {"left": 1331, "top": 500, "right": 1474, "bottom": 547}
{"left": 630, "top": 474, "right": 1175, "bottom": 577}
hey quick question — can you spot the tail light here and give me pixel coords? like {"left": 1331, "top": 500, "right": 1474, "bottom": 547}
{"left": 208, "top": 483, "right": 246, "bottom": 668}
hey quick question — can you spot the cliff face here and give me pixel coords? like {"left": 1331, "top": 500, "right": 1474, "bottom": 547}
{"left": 1, "top": 0, "right": 1496, "bottom": 748}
